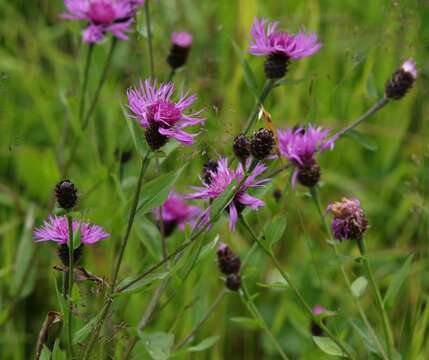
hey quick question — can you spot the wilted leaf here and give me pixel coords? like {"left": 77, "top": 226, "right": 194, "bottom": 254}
{"left": 35, "top": 311, "right": 62, "bottom": 360}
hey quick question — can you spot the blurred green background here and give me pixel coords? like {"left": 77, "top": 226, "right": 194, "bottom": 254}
{"left": 1, "top": 0, "right": 428, "bottom": 359}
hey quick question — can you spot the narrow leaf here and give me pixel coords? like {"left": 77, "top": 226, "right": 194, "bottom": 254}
{"left": 187, "top": 335, "right": 220, "bottom": 352}
{"left": 384, "top": 254, "right": 414, "bottom": 309}
{"left": 122, "top": 105, "right": 149, "bottom": 156}
{"left": 231, "top": 40, "right": 258, "bottom": 96}
{"left": 345, "top": 129, "right": 378, "bottom": 151}
{"left": 230, "top": 317, "right": 263, "bottom": 329}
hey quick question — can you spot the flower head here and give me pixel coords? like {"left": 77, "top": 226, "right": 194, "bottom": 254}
{"left": 326, "top": 197, "right": 368, "bottom": 241}
{"left": 55, "top": 180, "right": 78, "bottom": 210}
{"left": 385, "top": 59, "right": 417, "bottom": 100}
{"left": 187, "top": 158, "right": 268, "bottom": 230}
{"left": 278, "top": 125, "right": 335, "bottom": 187}
{"left": 167, "top": 32, "right": 193, "bottom": 69}
{"left": 217, "top": 243, "right": 241, "bottom": 275}
{"left": 248, "top": 17, "right": 322, "bottom": 59}
{"left": 154, "top": 191, "right": 201, "bottom": 236}
{"left": 127, "top": 80, "right": 205, "bottom": 149}
{"left": 62, "top": 0, "right": 143, "bottom": 43}
{"left": 311, "top": 305, "right": 326, "bottom": 336}
{"left": 171, "top": 32, "right": 193, "bottom": 48}
{"left": 33, "top": 215, "right": 110, "bottom": 245}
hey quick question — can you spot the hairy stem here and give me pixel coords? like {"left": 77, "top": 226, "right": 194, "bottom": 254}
{"left": 66, "top": 213, "right": 74, "bottom": 360}
{"left": 309, "top": 187, "right": 389, "bottom": 360}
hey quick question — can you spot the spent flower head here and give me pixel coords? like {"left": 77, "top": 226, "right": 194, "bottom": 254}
{"left": 187, "top": 158, "right": 268, "bottom": 230}
{"left": 248, "top": 17, "right": 322, "bottom": 79}
{"left": 33, "top": 215, "right": 110, "bottom": 245}
{"left": 326, "top": 197, "right": 368, "bottom": 241}
{"left": 385, "top": 59, "right": 417, "bottom": 100}
{"left": 127, "top": 80, "right": 205, "bottom": 149}
{"left": 278, "top": 125, "right": 335, "bottom": 187}
{"left": 62, "top": 0, "right": 143, "bottom": 43}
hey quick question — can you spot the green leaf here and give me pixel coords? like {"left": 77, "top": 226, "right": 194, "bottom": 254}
{"left": 384, "top": 254, "right": 414, "bottom": 309}
{"left": 257, "top": 282, "right": 289, "bottom": 290}
{"left": 349, "top": 320, "right": 379, "bottom": 355}
{"left": 138, "top": 331, "right": 175, "bottom": 360}
{"left": 114, "top": 272, "right": 169, "bottom": 296}
{"left": 230, "top": 317, "right": 263, "bottom": 330}
{"left": 52, "top": 339, "right": 66, "bottom": 360}
{"left": 187, "top": 335, "right": 220, "bottom": 352}
{"left": 231, "top": 40, "right": 258, "bottom": 96}
{"left": 11, "top": 206, "right": 36, "bottom": 299}
{"left": 274, "top": 78, "right": 307, "bottom": 87}
{"left": 351, "top": 276, "right": 368, "bottom": 298}
{"left": 313, "top": 336, "right": 346, "bottom": 357}
{"left": 345, "top": 129, "right": 378, "bottom": 151}
{"left": 73, "top": 308, "right": 103, "bottom": 345}
{"left": 137, "top": 166, "right": 185, "bottom": 215}
{"left": 209, "top": 181, "right": 237, "bottom": 222}
{"left": 263, "top": 216, "right": 286, "bottom": 248}
{"left": 39, "top": 345, "right": 51, "bottom": 360}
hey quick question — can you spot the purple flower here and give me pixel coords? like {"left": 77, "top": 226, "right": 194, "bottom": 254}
{"left": 33, "top": 215, "right": 110, "bottom": 245}
{"left": 385, "top": 58, "right": 418, "bottom": 100}
{"left": 248, "top": 17, "right": 321, "bottom": 59}
{"left": 127, "top": 80, "right": 205, "bottom": 147}
{"left": 187, "top": 158, "right": 268, "bottom": 230}
{"left": 62, "top": 0, "right": 143, "bottom": 43}
{"left": 154, "top": 191, "right": 201, "bottom": 234}
{"left": 278, "top": 125, "right": 335, "bottom": 187}
{"left": 326, "top": 198, "right": 368, "bottom": 241}
{"left": 401, "top": 59, "right": 417, "bottom": 79}
{"left": 171, "top": 32, "right": 193, "bottom": 48}
{"left": 312, "top": 305, "right": 326, "bottom": 316}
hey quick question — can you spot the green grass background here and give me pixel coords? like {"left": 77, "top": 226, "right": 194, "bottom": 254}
{"left": 1, "top": 0, "right": 429, "bottom": 359}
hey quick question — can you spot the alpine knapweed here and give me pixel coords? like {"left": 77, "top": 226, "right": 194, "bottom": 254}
{"left": 278, "top": 125, "right": 335, "bottom": 188}
{"left": 187, "top": 158, "right": 268, "bottom": 230}
{"left": 55, "top": 180, "right": 78, "bottom": 210}
{"left": 326, "top": 197, "right": 368, "bottom": 241}
{"left": 385, "top": 59, "right": 417, "bottom": 100}
{"left": 248, "top": 17, "right": 322, "bottom": 79}
{"left": 34, "top": 215, "right": 110, "bottom": 266}
{"left": 154, "top": 191, "right": 201, "bottom": 236}
{"left": 167, "top": 32, "right": 193, "bottom": 70}
{"left": 127, "top": 80, "right": 205, "bottom": 150}
{"left": 62, "top": 0, "right": 143, "bottom": 44}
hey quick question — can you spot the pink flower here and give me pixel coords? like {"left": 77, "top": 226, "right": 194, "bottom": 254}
{"left": 62, "top": 0, "right": 143, "bottom": 43}
{"left": 154, "top": 192, "right": 201, "bottom": 235}
{"left": 33, "top": 215, "right": 110, "bottom": 245}
{"left": 171, "top": 32, "right": 192, "bottom": 48}
{"left": 187, "top": 158, "right": 268, "bottom": 230}
{"left": 127, "top": 80, "right": 205, "bottom": 147}
{"left": 248, "top": 17, "right": 322, "bottom": 59}
{"left": 278, "top": 125, "right": 336, "bottom": 187}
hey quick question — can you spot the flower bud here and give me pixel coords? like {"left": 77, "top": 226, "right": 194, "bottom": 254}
{"left": 233, "top": 134, "right": 251, "bottom": 163}
{"left": 225, "top": 273, "right": 241, "bottom": 291}
{"left": 55, "top": 180, "right": 77, "bottom": 210}
{"left": 264, "top": 52, "right": 290, "bottom": 79}
{"left": 217, "top": 243, "right": 241, "bottom": 275}
{"left": 385, "top": 59, "right": 417, "bottom": 100}
{"left": 250, "top": 128, "right": 275, "bottom": 160}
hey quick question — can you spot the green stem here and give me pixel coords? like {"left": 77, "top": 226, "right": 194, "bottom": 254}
{"left": 63, "top": 38, "right": 117, "bottom": 176}
{"left": 309, "top": 187, "right": 389, "bottom": 360}
{"left": 66, "top": 213, "right": 74, "bottom": 360}
{"left": 357, "top": 237, "right": 394, "bottom": 359}
{"left": 239, "top": 216, "right": 356, "bottom": 360}
{"left": 241, "top": 284, "right": 290, "bottom": 360}
{"left": 82, "top": 152, "right": 151, "bottom": 360}
{"left": 144, "top": 0, "right": 155, "bottom": 78}
{"left": 79, "top": 44, "right": 94, "bottom": 124}
{"left": 243, "top": 79, "right": 275, "bottom": 135}
{"left": 335, "top": 97, "right": 390, "bottom": 139}
{"left": 167, "top": 68, "right": 175, "bottom": 82}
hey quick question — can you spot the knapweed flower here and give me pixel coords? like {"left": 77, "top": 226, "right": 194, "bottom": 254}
{"left": 154, "top": 191, "right": 201, "bottom": 236}
{"left": 187, "top": 158, "right": 268, "bottom": 230}
{"left": 326, "top": 197, "right": 368, "bottom": 241}
{"left": 225, "top": 273, "right": 241, "bottom": 291}
{"left": 250, "top": 128, "right": 276, "bottom": 160}
{"left": 248, "top": 17, "right": 322, "bottom": 79}
{"left": 278, "top": 125, "right": 335, "bottom": 187}
{"left": 127, "top": 80, "right": 205, "bottom": 150}
{"left": 311, "top": 305, "right": 326, "bottom": 336}
{"left": 217, "top": 243, "right": 241, "bottom": 275}
{"left": 167, "top": 32, "right": 193, "bottom": 70}
{"left": 34, "top": 215, "right": 110, "bottom": 245}
{"left": 233, "top": 134, "right": 251, "bottom": 164}
{"left": 385, "top": 59, "right": 417, "bottom": 100}
{"left": 55, "top": 180, "right": 78, "bottom": 210}
{"left": 202, "top": 160, "right": 219, "bottom": 185}
{"left": 62, "top": 0, "right": 143, "bottom": 44}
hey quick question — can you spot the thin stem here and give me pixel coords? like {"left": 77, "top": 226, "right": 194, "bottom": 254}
{"left": 243, "top": 79, "right": 275, "bottom": 135}
{"left": 174, "top": 290, "right": 226, "bottom": 350}
{"left": 167, "top": 68, "right": 175, "bottom": 82}
{"left": 79, "top": 44, "right": 94, "bottom": 124}
{"left": 335, "top": 97, "right": 390, "bottom": 139}
{"left": 309, "top": 187, "right": 389, "bottom": 360}
{"left": 357, "top": 237, "right": 394, "bottom": 358}
{"left": 82, "top": 152, "right": 150, "bottom": 360}
{"left": 144, "top": 0, "right": 155, "bottom": 78}
{"left": 241, "top": 284, "right": 290, "bottom": 360}
{"left": 66, "top": 213, "right": 74, "bottom": 360}
{"left": 239, "top": 216, "right": 356, "bottom": 360}
{"left": 63, "top": 38, "right": 117, "bottom": 176}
